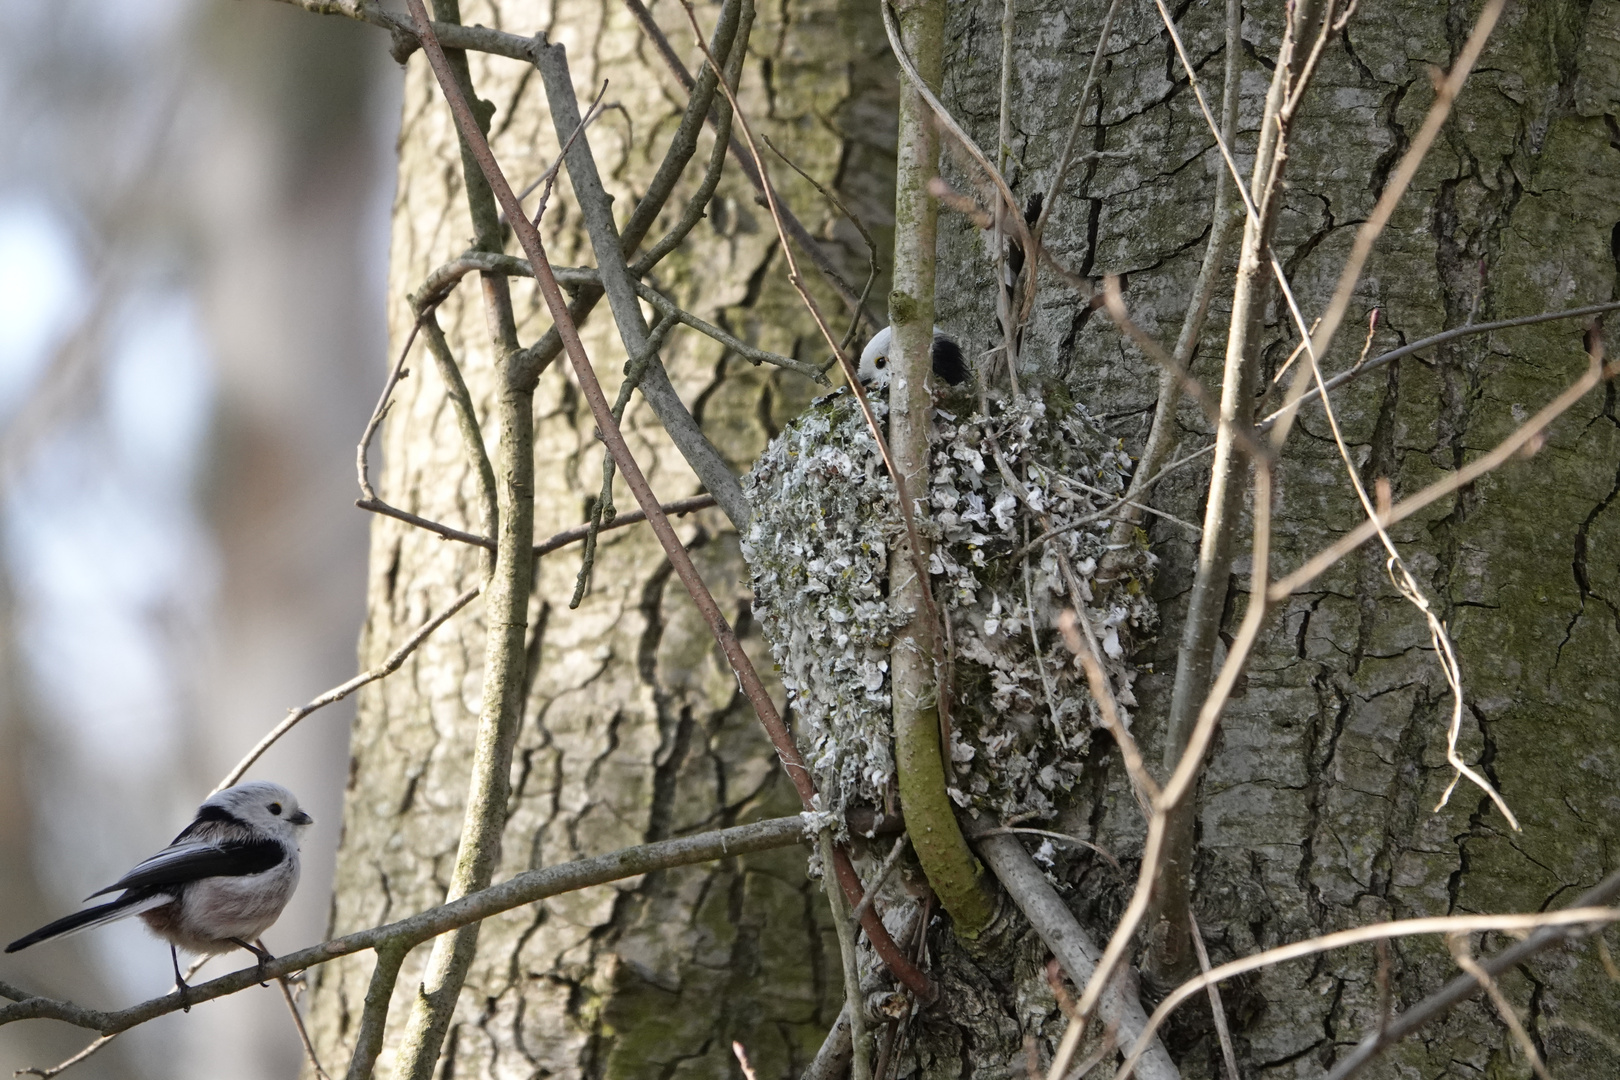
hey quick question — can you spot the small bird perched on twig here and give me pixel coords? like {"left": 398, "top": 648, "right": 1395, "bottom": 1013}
{"left": 5, "top": 780, "right": 313, "bottom": 1006}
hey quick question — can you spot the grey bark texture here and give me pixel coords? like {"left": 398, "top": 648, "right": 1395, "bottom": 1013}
{"left": 305, "top": 1, "right": 1620, "bottom": 1079}
{"left": 303, "top": 1, "right": 895, "bottom": 1077}
{"left": 932, "top": 1, "right": 1620, "bottom": 1077}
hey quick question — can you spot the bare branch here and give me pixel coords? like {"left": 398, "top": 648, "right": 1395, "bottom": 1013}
{"left": 879, "top": 1, "right": 1033, "bottom": 261}
{"left": 406, "top": 0, "right": 932, "bottom": 1000}
{"left": 1258, "top": 299, "right": 1620, "bottom": 430}
{"left": 215, "top": 585, "right": 480, "bottom": 792}
{"left": 975, "top": 833, "right": 1180, "bottom": 1080}
{"left": 13, "top": 1035, "right": 116, "bottom": 1078}
{"left": 1269, "top": 346, "right": 1617, "bottom": 602}
{"left": 0, "top": 817, "right": 811, "bottom": 1036}
{"left": 1114, "top": 904, "right": 1620, "bottom": 1080}
{"left": 1446, "top": 934, "right": 1551, "bottom": 1080}
{"left": 1268, "top": 0, "right": 1506, "bottom": 447}
{"left": 1322, "top": 869, "right": 1620, "bottom": 1080}
{"left": 533, "top": 38, "right": 751, "bottom": 529}
{"left": 1188, "top": 912, "right": 1240, "bottom": 1080}
{"left": 418, "top": 251, "right": 826, "bottom": 379}
{"left": 621, "top": 0, "right": 880, "bottom": 329}
{"left": 271, "top": 966, "right": 333, "bottom": 1080}
{"left": 355, "top": 317, "right": 421, "bottom": 503}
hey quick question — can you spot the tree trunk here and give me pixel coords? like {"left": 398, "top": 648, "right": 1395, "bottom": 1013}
{"left": 305, "top": 1, "right": 894, "bottom": 1076}
{"left": 305, "top": 1, "right": 1620, "bottom": 1078}
{"left": 930, "top": 1, "right": 1620, "bottom": 1076}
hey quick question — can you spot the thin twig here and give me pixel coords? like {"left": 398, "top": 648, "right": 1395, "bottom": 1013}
{"left": 1257, "top": 299, "right": 1620, "bottom": 430}
{"left": 355, "top": 316, "right": 422, "bottom": 503}
{"left": 1188, "top": 911, "right": 1240, "bottom": 1080}
{"left": 215, "top": 585, "right": 480, "bottom": 791}
{"left": 269, "top": 955, "right": 333, "bottom": 1080}
{"left": 13, "top": 1035, "right": 116, "bottom": 1078}
{"left": 1268, "top": 0, "right": 1506, "bottom": 447}
{"left": 620, "top": 0, "right": 880, "bottom": 328}
{"left": 533, "top": 40, "right": 752, "bottom": 529}
{"left": 975, "top": 833, "right": 1180, "bottom": 1080}
{"left": 1113, "top": 906, "right": 1620, "bottom": 1080}
{"left": 411, "top": 0, "right": 931, "bottom": 999}
{"left": 879, "top": 1, "right": 1033, "bottom": 261}
{"left": 760, "top": 133, "right": 882, "bottom": 355}
{"left": 1032, "top": 0, "right": 1123, "bottom": 237}
{"left": 1323, "top": 869, "right": 1620, "bottom": 1080}
{"left": 1059, "top": 612, "right": 1157, "bottom": 814}
{"left": 418, "top": 251, "right": 825, "bottom": 379}
{"left": 356, "top": 491, "right": 716, "bottom": 554}
{"left": 1446, "top": 934, "right": 1551, "bottom": 1080}
{"left": 849, "top": 835, "right": 911, "bottom": 927}
{"left": 1269, "top": 346, "right": 1617, "bottom": 602}
{"left": 1286, "top": 285, "right": 1518, "bottom": 826}
{"left": 821, "top": 832, "right": 873, "bottom": 1080}
{"left": 974, "top": 827, "right": 1121, "bottom": 875}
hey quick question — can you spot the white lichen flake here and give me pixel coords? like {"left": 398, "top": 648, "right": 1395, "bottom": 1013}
{"left": 742, "top": 386, "right": 1156, "bottom": 823}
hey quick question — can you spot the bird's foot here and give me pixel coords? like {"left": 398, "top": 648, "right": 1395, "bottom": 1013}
{"left": 174, "top": 976, "right": 192, "bottom": 1014}
{"left": 231, "top": 937, "right": 275, "bottom": 987}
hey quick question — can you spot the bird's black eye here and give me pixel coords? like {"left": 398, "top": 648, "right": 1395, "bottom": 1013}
{"left": 268, "top": 802, "right": 282, "bottom": 816}
{"left": 875, "top": 356, "right": 887, "bottom": 368}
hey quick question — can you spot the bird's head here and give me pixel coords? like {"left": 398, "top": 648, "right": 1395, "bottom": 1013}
{"left": 857, "top": 325, "right": 969, "bottom": 392}
{"left": 205, "top": 781, "right": 313, "bottom": 837}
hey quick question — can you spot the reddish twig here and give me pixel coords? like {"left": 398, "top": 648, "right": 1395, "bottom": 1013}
{"left": 402, "top": 0, "right": 931, "bottom": 1001}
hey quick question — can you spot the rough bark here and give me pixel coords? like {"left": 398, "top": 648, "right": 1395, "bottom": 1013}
{"left": 932, "top": 1, "right": 1620, "bottom": 1077}
{"left": 304, "top": 1, "right": 896, "bottom": 1077}
{"left": 304, "top": 1, "right": 1620, "bottom": 1078}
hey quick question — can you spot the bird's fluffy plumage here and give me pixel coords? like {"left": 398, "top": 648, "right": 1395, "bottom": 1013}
{"left": 857, "top": 325, "right": 969, "bottom": 389}
{"left": 5, "top": 780, "right": 312, "bottom": 958}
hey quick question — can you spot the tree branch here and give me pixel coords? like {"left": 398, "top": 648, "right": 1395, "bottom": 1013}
{"left": 976, "top": 833, "right": 1180, "bottom": 1080}
{"left": 0, "top": 817, "right": 811, "bottom": 1036}
{"left": 1320, "top": 869, "right": 1620, "bottom": 1080}
{"left": 404, "top": 0, "right": 932, "bottom": 1002}
{"left": 533, "top": 32, "right": 752, "bottom": 529}
{"left": 887, "top": 0, "right": 996, "bottom": 939}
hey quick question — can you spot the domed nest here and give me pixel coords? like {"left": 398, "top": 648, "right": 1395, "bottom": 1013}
{"left": 741, "top": 384, "right": 1156, "bottom": 824}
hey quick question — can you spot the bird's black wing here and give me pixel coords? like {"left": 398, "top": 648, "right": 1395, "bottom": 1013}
{"left": 86, "top": 838, "right": 285, "bottom": 898}
{"left": 931, "top": 335, "right": 969, "bottom": 386}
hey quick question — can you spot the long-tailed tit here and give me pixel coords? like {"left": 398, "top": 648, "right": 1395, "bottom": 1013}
{"left": 857, "top": 325, "right": 969, "bottom": 389}
{"left": 6, "top": 780, "right": 313, "bottom": 1003}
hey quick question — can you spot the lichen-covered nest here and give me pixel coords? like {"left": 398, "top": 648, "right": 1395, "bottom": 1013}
{"left": 741, "top": 385, "right": 1156, "bottom": 823}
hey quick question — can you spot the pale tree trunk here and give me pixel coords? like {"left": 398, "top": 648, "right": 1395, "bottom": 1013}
{"left": 305, "top": 1, "right": 893, "bottom": 1076}
{"left": 301, "top": 1, "right": 1620, "bottom": 1079}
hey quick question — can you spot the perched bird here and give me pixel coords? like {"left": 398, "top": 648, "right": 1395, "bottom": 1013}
{"left": 857, "top": 325, "right": 969, "bottom": 389}
{"left": 6, "top": 780, "right": 313, "bottom": 1002}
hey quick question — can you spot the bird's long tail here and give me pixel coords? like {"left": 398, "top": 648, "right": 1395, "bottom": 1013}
{"left": 5, "top": 892, "right": 171, "bottom": 953}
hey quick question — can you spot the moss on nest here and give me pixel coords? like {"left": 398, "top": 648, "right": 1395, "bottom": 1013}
{"left": 742, "top": 385, "right": 1155, "bottom": 824}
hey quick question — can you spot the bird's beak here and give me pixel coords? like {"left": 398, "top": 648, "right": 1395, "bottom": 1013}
{"left": 289, "top": 810, "right": 313, "bottom": 826}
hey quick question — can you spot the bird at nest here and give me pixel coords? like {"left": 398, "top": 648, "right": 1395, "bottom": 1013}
{"left": 856, "top": 325, "right": 970, "bottom": 391}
